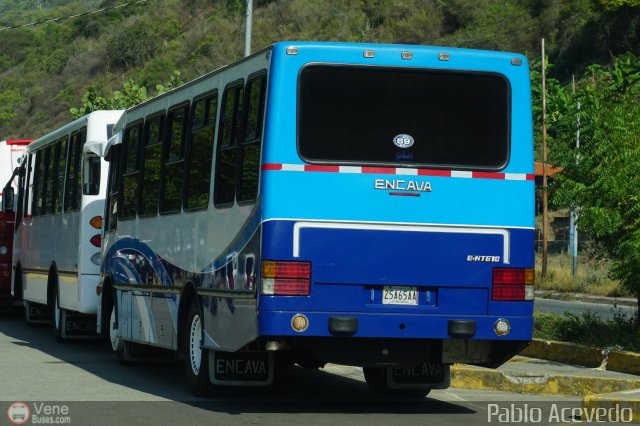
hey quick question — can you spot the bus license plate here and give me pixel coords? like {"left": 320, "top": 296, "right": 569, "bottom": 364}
{"left": 382, "top": 286, "right": 418, "bottom": 305}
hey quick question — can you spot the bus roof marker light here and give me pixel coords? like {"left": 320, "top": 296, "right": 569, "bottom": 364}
{"left": 438, "top": 52, "right": 450, "bottom": 61}
{"left": 401, "top": 51, "right": 413, "bottom": 60}
{"left": 286, "top": 46, "right": 298, "bottom": 55}
{"left": 363, "top": 49, "right": 375, "bottom": 59}
{"left": 511, "top": 57, "right": 523, "bottom": 66}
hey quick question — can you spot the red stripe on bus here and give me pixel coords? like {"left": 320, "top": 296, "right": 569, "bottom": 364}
{"left": 304, "top": 165, "right": 340, "bottom": 172}
{"left": 262, "top": 164, "right": 283, "bottom": 171}
{"left": 472, "top": 171, "right": 505, "bottom": 180}
{"left": 418, "top": 169, "right": 452, "bottom": 177}
{"left": 526, "top": 174, "right": 535, "bottom": 180}
{"left": 362, "top": 167, "right": 394, "bottom": 174}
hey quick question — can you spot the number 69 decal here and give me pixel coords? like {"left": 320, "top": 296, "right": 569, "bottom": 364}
{"left": 393, "top": 134, "right": 414, "bottom": 148}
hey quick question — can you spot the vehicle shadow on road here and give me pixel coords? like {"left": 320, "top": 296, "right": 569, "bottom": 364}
{"left": 0, "top": 311, "right": 474, "bottom": 416}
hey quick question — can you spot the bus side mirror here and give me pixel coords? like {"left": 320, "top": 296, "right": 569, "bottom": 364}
{"left": 83, "top": 155, "right": 101, "bottom": 196}
{"left": 2, "top": 186, "right": 14, "bottom": 213}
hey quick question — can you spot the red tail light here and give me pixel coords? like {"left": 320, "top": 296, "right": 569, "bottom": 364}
{"left": 262, "top": 261, "right": 311, "bottom": 296}
{"left": 90, "top": 234, "right": 102, "bottom": 247}
{"left": 492, "top": 268, "right": 535, "bottom": 301}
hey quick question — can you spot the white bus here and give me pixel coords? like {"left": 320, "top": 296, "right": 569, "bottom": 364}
{"left": 11, "top": 111, "right": 123, "bottom": 341}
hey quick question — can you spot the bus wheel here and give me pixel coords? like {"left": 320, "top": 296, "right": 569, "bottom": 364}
{"left": 51, "top": 282, "right": 66, "bottom": 343}
{"left": 184, "top": 300, "right": 211, "bottom": 396}
{"left": 363, "top": 367, "right": 431, "bottom": 398}
{"left": 109, "top": 304, "right": 128, "bottom": 365}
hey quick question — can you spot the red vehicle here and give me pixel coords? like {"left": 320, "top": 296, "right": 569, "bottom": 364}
{"left": 0, "top": 209, "right": 16, "bottom": 309}
{"left": 0, "top": 139, "right": 32, "bottom": 309}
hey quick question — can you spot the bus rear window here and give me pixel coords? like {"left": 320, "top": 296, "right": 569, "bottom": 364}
{"left": 298, "top": 66, "right": 510, "bottom": 170}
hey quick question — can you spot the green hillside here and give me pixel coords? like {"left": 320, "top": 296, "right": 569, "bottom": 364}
{"left": 0, "top": 0, "right": 638, "bottom": 139}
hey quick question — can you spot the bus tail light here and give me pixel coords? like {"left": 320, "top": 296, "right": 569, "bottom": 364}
{"left": 492, "top": 268, "right": 535, "bottom": 301}
{"left": 262, "top": 261, "right": 311, "bottom": 296}
{"left": 90, "top": 216, "right": 103, "bottom": 229}
{"left": 90, "top": 234, "right": 102, "bottom": 248}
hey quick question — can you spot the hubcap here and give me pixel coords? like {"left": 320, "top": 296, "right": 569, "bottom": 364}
{"left": 54, "top": 293, "right": 61, "bottom": 330}
{"left": 110, "top": 306, "right": 120, "bottom": 351}
{"left": 189, "top": 314, "right": 202, "bottom": 375}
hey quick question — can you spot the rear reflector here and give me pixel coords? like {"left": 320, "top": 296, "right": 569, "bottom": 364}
{"left": 492, "top": 268, "right": 535, "bottom": 301}
{"left": 262, "top": 261, "right": 311, "bottom": 296}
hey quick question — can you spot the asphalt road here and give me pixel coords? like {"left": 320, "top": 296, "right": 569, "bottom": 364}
{"left": 534, "top": 297, "right": 637, "bottom": 320}
{"left": 0, "top": 312, "right": 583, "bottom": 426}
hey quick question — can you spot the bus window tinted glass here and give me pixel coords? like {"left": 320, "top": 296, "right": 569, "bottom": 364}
{"left": 161, "top": 105, "right": 188, "bottom": 213}
{"left": 141, "top": 115, "right": 163, "bottom": 215}
{"left": 215, "top": 84, "right": 243, "bottom": 207}
{"left": 186, "top": 94, "right": 217, "bottom": 210}
{"left": 298, "top": 66, "right": 509, "bottom": 169}
{"left": 120, "top": 124, "right": 141, "bottom": 219}
{"left": 238, "top": 75, "right": 265, "bottom": 203}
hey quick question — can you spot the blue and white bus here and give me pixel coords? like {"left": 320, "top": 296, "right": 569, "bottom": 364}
{"left": 99, "top": 41, "right": 534, "bottom": 396}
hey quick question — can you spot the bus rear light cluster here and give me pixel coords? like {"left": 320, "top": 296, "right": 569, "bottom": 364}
{"left": 90, "top": 216, "right": 102, "bottom": 229}
{"left": 262, "top": 261, "right": 311, "bottom": 296}
{"left": 90, "top": 234, "right": 101, "bottom": 248}
{"left": 492, "top": 268, "right": 535, "bottom": 301}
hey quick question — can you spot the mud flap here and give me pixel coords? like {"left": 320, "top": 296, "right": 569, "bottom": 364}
{"left": 209, "top": 351, "right": 274, "bottom": 386}
{"left": 386, "top": 362, "right": 450, "bottom": 390}
{"left": 62, "top": 312, "right": 97, "bottom": 338}
{"left": 24, "top": 301, "right": 48, "bottom": 324}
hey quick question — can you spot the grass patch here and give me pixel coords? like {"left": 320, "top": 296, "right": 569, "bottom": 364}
{"left": 535, "top": 253, "right": 628, "bottom": 297}
{"left": 534, "top": 311, "right": 640, "bottom": 352}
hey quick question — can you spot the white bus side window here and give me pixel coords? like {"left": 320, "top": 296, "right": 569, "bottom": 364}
{"left": 161, "top": 104, "right": 189, "bottom": 214}
{"left": 184, "top": 93, "right": 217, "bottom": 211}
{"left": 120, "top": 122, "right": 142, "bottom": 220}
{"left": 140, "top": 114, "right": 164, "bottom": 216}
{"left": 238, "top": 73, "right": 266, "bottom": 204}
{"left": 214, "top": 81, "right": 243, "bottom": 208}
{"left": 64, "top": 129, "right": 86, "bottom": 212}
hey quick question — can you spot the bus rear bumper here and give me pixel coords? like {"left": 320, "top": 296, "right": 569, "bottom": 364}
{"left": 257, "top": 311, "right": 531, "bottom": 367}
{"left": 258, "top": 310, "right": 532, "bottom": 340}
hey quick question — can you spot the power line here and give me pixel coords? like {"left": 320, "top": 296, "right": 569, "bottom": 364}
{"left": 0, "top": 0, "right": 148, "bottom": 32}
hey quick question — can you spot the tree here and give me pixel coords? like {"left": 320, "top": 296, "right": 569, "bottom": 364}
{"left": 70, "top": 72, "right": 183, "bottom": 119}
{"left": 551, "top": 53, "right": 640, "bottom": 314}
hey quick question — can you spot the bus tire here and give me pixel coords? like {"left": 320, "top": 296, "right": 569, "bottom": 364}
{"left": 363, "top": 367, "right": 431, "bottom": 398}
{"left": 50, "top": 280, "right": 66, "bottom": 343}
{"left": 109, "top": 304, "right": 129, "bottom": 365}
{"left": 184, "top": 299, "right": 211, "bottom": 396}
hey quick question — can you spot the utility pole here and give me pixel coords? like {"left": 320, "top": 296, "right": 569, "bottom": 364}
{"left": 244, "top": 0, "right": 253, "bottom": 58}
{"left": 541, "top": 38, "right": 549, "bottom": 279}
{"left": 569, "top": 75, "right": 580, "bottom": 277}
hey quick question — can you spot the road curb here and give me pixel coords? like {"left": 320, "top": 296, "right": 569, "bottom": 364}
{"left": 583, "top": 392, "right": 640, "bottom": 423}
{"left": 520, "top": 339, "right": 603, "bottom": 367}
{"left": 607, "top": 351, "right": 640, "bottom": 375}
{"left": 520, "top": 338, "right": 640, "bottom": 376}
{"left": 450, "top": 365, "right": 640, "bottom": 397}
